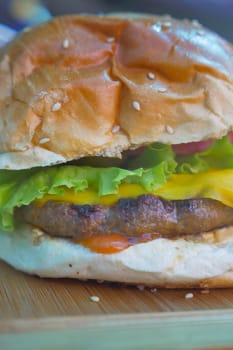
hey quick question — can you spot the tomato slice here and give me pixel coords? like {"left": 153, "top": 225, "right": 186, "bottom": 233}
{"left": 172, "top": 139, "right": 213, "bottom": 155}
{"left": 228, "top": 131, "right": 233, "bottom": 144}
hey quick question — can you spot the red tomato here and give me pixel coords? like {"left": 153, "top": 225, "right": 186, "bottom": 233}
{"left": 228, "top": 131, "right": 233, "bottom": 144}
{"left": 172, "top": 139, "right": 213, "bottom": 155}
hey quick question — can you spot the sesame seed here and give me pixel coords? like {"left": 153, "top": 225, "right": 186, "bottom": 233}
{"left": 137, "top": 285, "right": 145, "bottom": 291}
{"left": 14, "top": 144, "right": 27, "bottom": 151}
{"left": 158, "top": 87, "right": 167, "bottom": 93}
{"left": 39, "top": 138, "right": 50, "bottom": 144}
{"left": 166, "top": 125, "right": 174, "bottom": 135}
{"left": 150, "top": 288, "right": 157, "bottom": 293}
{"left": 162, "top": 21, "right": 172, "bottom": 29}
{"left": 200, "top": 289, "right": 210, "bottom": 294}
{"left": 147, "top": 72, "right": 156, "bottom": 80}
{"left": 152, "top": 22, "right": 162, "bottom": 33}
{"left": 51, "top": 102, "right": 62, "bottom": 112}
{"left": 185, "top": 293, "right": 194, "bottom": 299}
{"left": 89, "top": 295, "right": 100, "bottom": 302}
{"left": 107, "top": 37, "right": 115, "bottom": 43}
{"left": 112, "top": 125, "right": 120, "bottom": 133}
{"left": 132, "top": 101, "right": 141, "bottom": 111}
{"left": 62, "top": 39, "right": 69, "bottom": 48}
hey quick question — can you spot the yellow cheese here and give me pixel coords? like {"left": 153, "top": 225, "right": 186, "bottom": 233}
{"left": 155, "top": 169, "right": 233, "bottom": 208}
{"left": 36, "top": 169, "right": 233, "bottom": 208}
{"left": 37, "top": 183, "right": 146, "bottom": 206}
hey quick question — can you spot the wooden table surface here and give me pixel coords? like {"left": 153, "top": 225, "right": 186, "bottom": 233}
{"left": 1, "top": 260, "right": 233, "bottom": 350}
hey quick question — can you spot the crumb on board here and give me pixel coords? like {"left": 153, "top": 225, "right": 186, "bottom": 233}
{"left": 137, "top": 285, "right": 145, "bottom": 291}
{"left": 185, "top": 292, "right": 194, "bottom": 299}
{"left": 200, "top": 289, "right": 210, "bottom": 294}
{"left": 97, "top": 280, "right": 104, "bottom": 284}
{"left": 150, "top": 288, "right": 157, "bottom": 293}
{"left": 89, "top": 295, "right": 100, "bottom": 303}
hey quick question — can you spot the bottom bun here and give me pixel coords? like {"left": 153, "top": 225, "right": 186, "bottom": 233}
{"left": 1, "top": 225, "right": 233, "bottom": 288}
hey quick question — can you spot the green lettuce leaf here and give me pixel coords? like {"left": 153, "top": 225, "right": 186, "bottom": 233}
{"left": 127, "top": 143, "right": 175, "bottom": 169}
{"left": 0, "top": 144, "right": 176, "bottom": 231}
{"left": 176, "top": 136, "right": 233, "bottom": 173}
{"left": 2, "top": 136, "right": 233, "bottom": 232}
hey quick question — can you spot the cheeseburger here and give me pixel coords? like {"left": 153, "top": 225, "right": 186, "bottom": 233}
{"left": 0, "top": 14, "right": 233, "bottom": 287}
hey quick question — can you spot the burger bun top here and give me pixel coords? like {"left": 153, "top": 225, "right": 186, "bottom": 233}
{"left": 0, "top": 13, "right": 233, "bottom": 169}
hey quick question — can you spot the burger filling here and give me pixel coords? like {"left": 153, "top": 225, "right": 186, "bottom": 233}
{"left": 1, "top": 135, "right": 233, "bottom": 253}
{"left": 18, "top": 195, "right": 233, "bottom": 241}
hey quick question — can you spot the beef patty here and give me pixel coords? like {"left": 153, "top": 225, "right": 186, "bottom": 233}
{"left": 17, "top": 195, "right": 233, "bottom": 240}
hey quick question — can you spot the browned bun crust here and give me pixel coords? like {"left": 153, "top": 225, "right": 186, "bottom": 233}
{"left": 0, "top": 13, "right": 233, "bottom": 169}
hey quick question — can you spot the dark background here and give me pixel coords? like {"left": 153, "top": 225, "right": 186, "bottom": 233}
{"left": 0, "top": 0, "right": 232, "bottom": 42}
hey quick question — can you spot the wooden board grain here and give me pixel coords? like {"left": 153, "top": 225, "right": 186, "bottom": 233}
{"left": 2, "top": 310, "right": 233, "bottom": 349}
{"left": 2, "top": 260, "right": 233, "bottom": 349}
{"left": 1, "top": 260, "right": 233, "bottom": 320}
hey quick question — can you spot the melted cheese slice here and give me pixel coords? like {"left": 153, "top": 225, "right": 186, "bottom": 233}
{"left": 37, "top": 169, "right": 233, "bottom": 208}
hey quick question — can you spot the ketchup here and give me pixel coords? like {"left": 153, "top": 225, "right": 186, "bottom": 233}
{"left": 80, "top": 234, "right": 130, "bottom": 254}
{"left": 78, "top": 233, "right": 161, "bottom": 254}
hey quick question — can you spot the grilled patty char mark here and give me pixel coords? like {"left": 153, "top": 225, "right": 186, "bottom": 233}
{"left": 18, "top": 195, "right": 233, "bottom": 240}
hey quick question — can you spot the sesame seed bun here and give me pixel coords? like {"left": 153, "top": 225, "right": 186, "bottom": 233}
{"left": 1, "top": 14, "right": 233, "bottom": 288}
{"left": 0, "top": 13, "right": 232, "bottom": 170}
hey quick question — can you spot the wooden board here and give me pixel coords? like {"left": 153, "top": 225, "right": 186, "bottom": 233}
{"left": 2, "top": 310, "right": 233, "bottom": 350}
{"left": 2, "top": 259, "right": 233, "bottom": 319}
{"left": 1, "top": 260, "right": 233, "bottom": 350}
